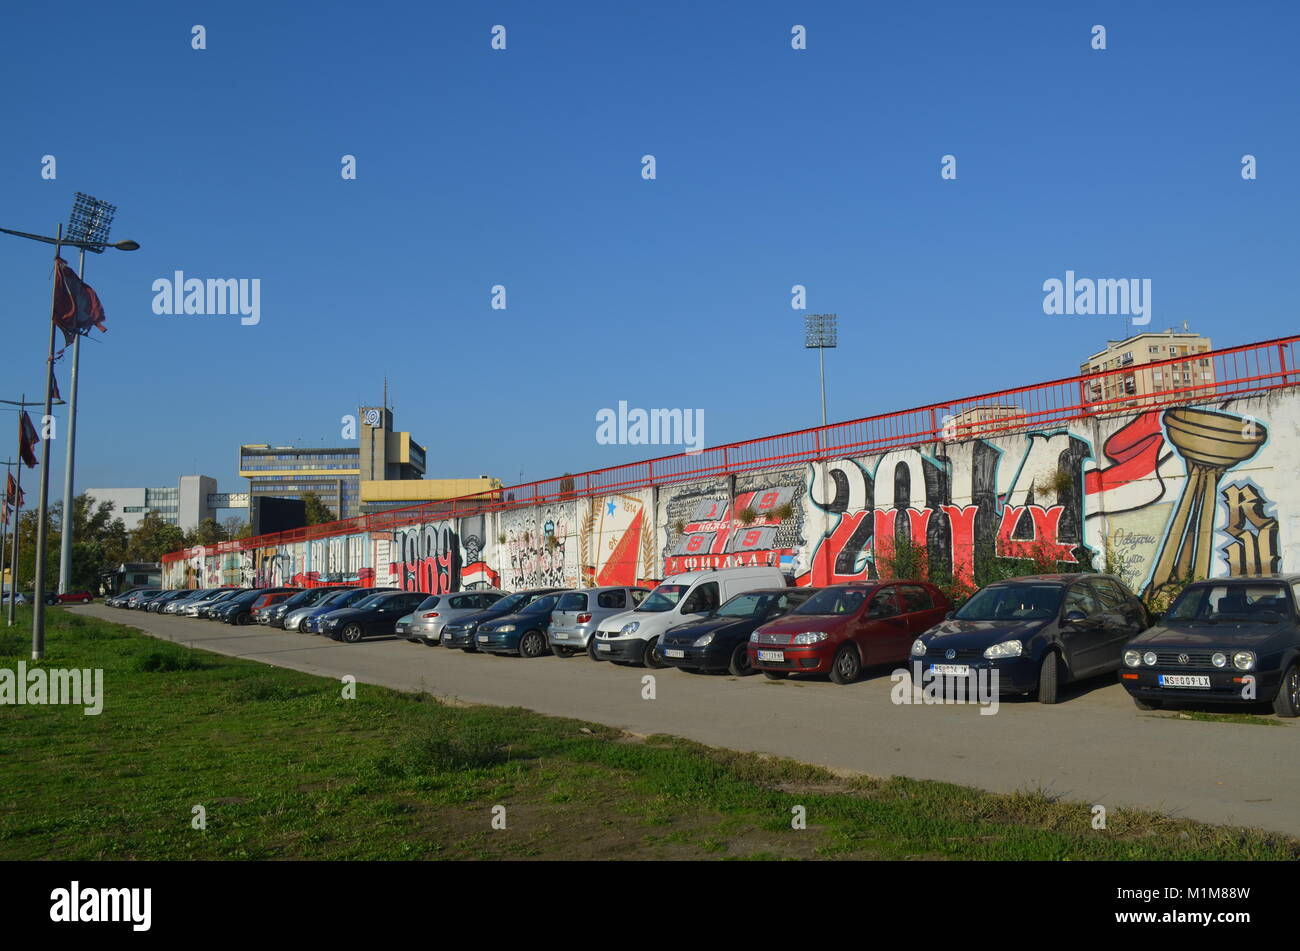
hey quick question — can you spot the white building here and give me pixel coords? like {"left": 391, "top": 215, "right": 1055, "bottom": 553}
{"left": 86, "top": 475, "right": 218, "bottom": 533}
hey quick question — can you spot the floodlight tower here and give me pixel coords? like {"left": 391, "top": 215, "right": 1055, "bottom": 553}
{"left": 804, "top": 314, "right": 838, "bottom": 427}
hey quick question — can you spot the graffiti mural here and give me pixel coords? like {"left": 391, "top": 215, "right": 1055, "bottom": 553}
{"left": 501, "top": 503, "right": 577, "bottom": 589}
{"left": 160, "top": 393, "right": 1298, "bottom": 598}
{"left": 658, "top": 469, "right": 806, "bottom": 578}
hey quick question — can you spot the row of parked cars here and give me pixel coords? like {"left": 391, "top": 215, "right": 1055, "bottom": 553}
{"left": 103, "top": 565, "right": 1300, "bottom": 717}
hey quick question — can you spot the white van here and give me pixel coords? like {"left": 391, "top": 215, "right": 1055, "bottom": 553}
{"left": 590, "top": 566, "right": 788, "bottom": 667}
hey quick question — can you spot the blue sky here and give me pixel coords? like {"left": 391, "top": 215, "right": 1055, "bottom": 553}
{"left": 1, "top": 0, "right": 1296, "bottom": 510}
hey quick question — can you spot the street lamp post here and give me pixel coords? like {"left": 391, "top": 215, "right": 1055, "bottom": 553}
{"left": 1, "top": 197, "right": 138, "bottom": 659}
{"left": 804, "top": 313, "right": 838, "bottom": 428}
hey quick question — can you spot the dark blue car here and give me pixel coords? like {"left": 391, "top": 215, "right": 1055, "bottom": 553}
{"left": 442, "top": 588, "right": 565, "bottom": 652}
{"left": 659, "top": 587, "right": 816, "bottom": 675}
{"left": 477, "top": 592, "right": 570, "bottom": 658}
{"left": 909, "top": 574, "right": 1149, "bottom": 703}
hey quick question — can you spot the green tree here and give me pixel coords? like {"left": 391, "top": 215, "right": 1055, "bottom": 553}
{"left": 185, "top": 517, "right": 228, "bottom": 547}
{"left": 302, "top": 492, "right": 336, "bottom": 526}
{"left": 126, "top": 511, "right": 186, "bottom": 564}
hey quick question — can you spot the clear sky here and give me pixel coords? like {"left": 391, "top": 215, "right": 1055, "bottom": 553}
{"left": 1, "top": 0, "right": 1296, "bottom": 507}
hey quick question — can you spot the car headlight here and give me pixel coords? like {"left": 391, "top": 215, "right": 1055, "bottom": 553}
{"left": 791, "top": 631, "right": 828, "bottom": 645}
{"left": 1211, "top": 652, "right": 1227, "bottom": 668}
{"left": 496, "top": 625, "right": 515, "bottom": 633}
{"left": 1143, "top": 651, "right": 1158, "bottom": 666}
{"left": 1233, "top": 651, "right": 1255, "bottom": 671}
{"left": 911, "top": 638, "right": 927, "bottom": 656}
{"left": 693, "top": 632, "right": 714, "bottom": 647}
{"left": 749, "top": 631, "right": 759, "bottom": 642}
{"left": 1124, "top": 650, "right": 1142, "bottom": 668}
{"left": 620, "top": 621, "right": 640, "bottom": 636}
{"left": 983, "top": 640, "right": 1023, "bottom": 660}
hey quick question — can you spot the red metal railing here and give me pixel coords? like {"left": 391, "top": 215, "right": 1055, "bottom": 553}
{"left": 162, "top": 334, "right": 1299, "bottom": 564}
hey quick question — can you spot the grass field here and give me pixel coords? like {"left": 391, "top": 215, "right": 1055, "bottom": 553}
{"left": 1, "top": 607, "right": 1296, "bottom": 860}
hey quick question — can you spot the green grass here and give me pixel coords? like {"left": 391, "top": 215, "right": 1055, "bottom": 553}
{"left": 0, "top": 607, "right": 1296, "bottom": 860}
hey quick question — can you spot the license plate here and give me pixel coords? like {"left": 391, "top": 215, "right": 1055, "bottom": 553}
{"left": 598, "top": 642, "right": 611, "bottom": 652}
{"left": 664, "top": 648, "right": 685, "bottom": 658}
{"left": 478, "top": 636, "right": 488, "bottom": 642}
{"left": 395, "top": 625, "right": 406, "bottom": 633}
{"left": 552, "top": 632, "right": 569, "bottom": 640}
{"left": 929, "top": 664, "right": 970, "bottom": 676}
{"left": 757, "top": 650, "right": 784, "bottom": 662}
{"left": 1158, "top": 674, "right": 1210, "bottom": 688}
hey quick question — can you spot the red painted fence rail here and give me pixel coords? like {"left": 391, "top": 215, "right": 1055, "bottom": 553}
{"left": 163, "top": 334, "right": 1299, "bottom": 564}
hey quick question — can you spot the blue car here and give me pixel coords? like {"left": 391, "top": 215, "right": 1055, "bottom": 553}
{"left": 441, "top": 588, "right": 565, "bottom": 652}
{"left": 477, "top": 591, "right": 572, "bottom": 658}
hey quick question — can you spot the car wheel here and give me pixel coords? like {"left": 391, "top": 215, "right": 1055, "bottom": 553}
{"left": 519, "top": 630, "right": 546, "bottom": 658}
{"left": 551, "top": 645, "right": 574, "bottom": 658}
{"left": 829, "top": 644, "right": 861, "bottom": 685}
{"left": 1133, "top": 696, "right": 1162, "bottom": 711}
{"left": 763, "top": 670, "right": 789, "bottom": 681}
{"left": 1037, "top": 651, "right": 1060, "bottom": 704}
{"left": 587, "top": 638, "right": 603, "bottom": 661}
{"left": 643, "top": 636, "right": 667, "bottom": 669}
{"left": 236, "top": 613, "right": 251, "bottom": 626}
{"left": 728, "top": 644, "right": 754, "bottom": 677}
{"left": 1273, "top": 663, "right": 1300, "bottom": 718}
{"left": 340, "top": 623, "right": 364, "bottom": 644}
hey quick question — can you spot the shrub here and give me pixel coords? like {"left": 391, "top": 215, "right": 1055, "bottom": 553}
{"left": 132, "top": 647, "right": 208, "bottom": 673}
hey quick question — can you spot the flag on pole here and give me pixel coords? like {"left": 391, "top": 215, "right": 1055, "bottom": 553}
{"left": 51, "top": 366, "right": 61, "bottom": 402}
{"left": 52, "top": 255, "right": 107, "bottom": 347}
{"left": 19, "top": 412, "right": 39, "bottom": 467}
{"left": 5, "top": 472, "right": 21, "bottom": 507}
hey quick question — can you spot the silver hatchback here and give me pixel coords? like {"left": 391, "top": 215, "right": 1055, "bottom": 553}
{"left": 395, "top": 589, "right": 507, "bottom": 645}
{"left": 549, "top": 586, "right": 652, "bottom": 657}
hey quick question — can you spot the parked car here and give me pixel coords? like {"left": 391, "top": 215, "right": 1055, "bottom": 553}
{"left": 442, "top": 588, "right": 567, "bottom": 652}
{"left": 548, "top": 586, "right": 651, "bottom": 657}
{"left": 320, "top": 590, "right": 429, "bottom": 643}
{"left": 124, "top": 588, "right": 163, "bottom": 609}
{"left": 257, "top": 586, "right": 348, "bottom": 627}
{"left": 753, "top": 580, "right": 951, "bottom": 684}
{"left": 909, "top": 573, "right": 1148, "bottom": 703}
{"left": 297, "top": 587, "right": 397, "bottom": 633}
{"left": 107, "top": 586, "right": 151, "bottom": 607}
{"left": 395, "top": 589, "right": 506, "bottom": 645}
{"left": 477, "top": 590, "right": 574, "bottom": 657}
{"left": 214, "top": 587, "right": 300, "bottom": 625}
{"left": 164, "top": 589, "right": 213, "bottom": 614}
{"left": 593, "top": 566, "right": 789, "bottom": 668}
{"left": 146, "top": 590, "right": 192, "bottom": 612}
{"left": 660, "top": 587, "right": 818, "bottom": 675}
{"left": 44, "top": 590, "right": 95, "bottom": 605}
{"left": 1, "top": 590, "right": 28, "bottom": 605}
{"left": 1120, "top": 575, "right": 1300, "bottom": 717}
{"left": 283, "top": 587, "right": 362, "bottom": 631}
{"left": 188, "top": 589, "right": 245, "bottom": 618}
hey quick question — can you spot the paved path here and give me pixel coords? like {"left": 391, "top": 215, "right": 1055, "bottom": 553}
{"left": 76, "top": 605, "right": 1300, "bottom": 837}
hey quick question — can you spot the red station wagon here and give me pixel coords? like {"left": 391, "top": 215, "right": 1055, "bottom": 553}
{"left": 749, "top": 581, "right": 951, "bottom": 684}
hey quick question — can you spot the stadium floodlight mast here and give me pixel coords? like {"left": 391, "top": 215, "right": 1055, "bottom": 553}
{"left": 0, "top": 193, "right": 139, "bottom": 659}
{"left": 804, "top": 313, "right": 838, "bottom": 427}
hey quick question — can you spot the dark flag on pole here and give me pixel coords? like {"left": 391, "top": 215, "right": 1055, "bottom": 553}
{"left": 50, "top": 366, "right": 61, "bottom": 402}
{"left": 5, "top": 472, "right": 21, "bottom": 508}
{"left": 19, "top": 412, "right": 39, "bottom": 467}
{"left": 51, "top": 255, "right": 107, "bottom": 348}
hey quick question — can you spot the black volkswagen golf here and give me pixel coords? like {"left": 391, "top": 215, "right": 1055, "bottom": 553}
{"left": 320, "top": 590, "right": 430, "bottom": 643}
{"left": 1120, "top": 575, "right": 1300, "bottom": 717}
{"left": 910, "top": 573, "right": 1150, "bottom": 703}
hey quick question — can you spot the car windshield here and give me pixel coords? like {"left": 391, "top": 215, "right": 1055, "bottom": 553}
{"left": 350, "top": 593, "right": 392, "bottom": 609}
{"left": 1167, "top": 583, "right": 1290, "bottom": 622}
{"left": 637, "top": 584, "right": 688, "bottom": 613}
{"left": 522, "top": 594, "right": 560, "bottom": 613}
{"left": 416, "top": 596, "right": 441, "bottom": 610}
{"left": 956, "top": 583, "right": 1063, "bottom": 621}
{"left": 556, "top": 592, "right": 588, "bottom": 612}
{"left": 491, "top": 592, "right": 531, "bottom": 613}
{"left": 715, "top": 592, "right": 773, "bottom": 618}
{"left": 795, "top": 587, "right": 868, "bottom": 615}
